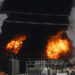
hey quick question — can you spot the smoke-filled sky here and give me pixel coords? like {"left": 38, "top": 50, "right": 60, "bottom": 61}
{"left": 0, "top": 0, "right": 73, "bottom": 73}
{"left": 2, "top": 0, "right": 72, "bottom": 14}
{"left": 0, "top": 0, "right": 72, "bottom": 57}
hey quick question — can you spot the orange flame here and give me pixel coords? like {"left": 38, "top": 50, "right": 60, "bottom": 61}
{"left": 0, "top": 72, "right": 5, "bottom": 75}
{"left": 6, "top": 34, "right": 26, "bottom": 55}
{"left": 46, "top": 30, "right": 71, "bottom": 59}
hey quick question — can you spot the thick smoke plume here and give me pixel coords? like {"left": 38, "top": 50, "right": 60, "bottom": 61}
{"left": 66, "top": 0, "right": 75, "bottom": 64}
{"left": 0, "top": 0, "right": 8, "bottom": 33}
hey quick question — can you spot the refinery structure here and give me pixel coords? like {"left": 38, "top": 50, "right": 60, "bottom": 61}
{"left": 0, "top": 56, "right": 75, "bottom": 75}
{"left": 0, "top": 0, "right": 75, "bottom": 75}
{"left": 0, "top": 29, "right": 74, "bottom": 75}
{"left": 0, "top": 19, "right": 75, "bottom": 74}
{"left": 0, "top": 30, "right": 75, "bottom": 75}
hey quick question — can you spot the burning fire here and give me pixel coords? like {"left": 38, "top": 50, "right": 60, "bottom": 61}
{"left": 6, "top": 34, "right": 26, "bottom": 54}
{"left": 0, "top": 72, "right": 5, "bottom": 75}
{"left": 46, "top": 30, "right": 71, "bottom": 59}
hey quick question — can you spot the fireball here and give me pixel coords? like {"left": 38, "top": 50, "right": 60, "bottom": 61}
{"left": 46, "top": 31, "right": 71, "bottom": 59}
{"left": 6, "top": 34, "right": 26, "bottom": 54}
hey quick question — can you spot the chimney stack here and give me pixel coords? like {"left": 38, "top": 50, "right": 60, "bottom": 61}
{"left": 8, "top": 56, "right": 19, "bottom": 75}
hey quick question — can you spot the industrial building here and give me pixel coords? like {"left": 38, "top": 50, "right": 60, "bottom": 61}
{"left": 0, "top": 56, "right": 75, "bottom": 75}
